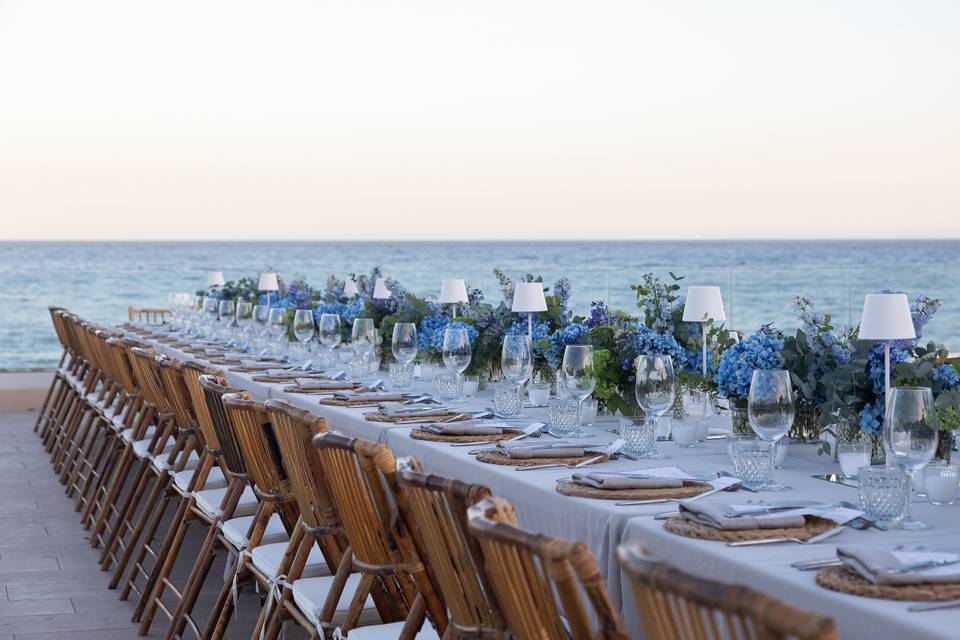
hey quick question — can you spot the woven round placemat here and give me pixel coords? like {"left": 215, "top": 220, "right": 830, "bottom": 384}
{"left": 366, "top": 413, "right": 471, "bottom": 424}
{"left": 475, "top": 450, "right": 609, "bottom": 467}
{"left": 815, "top": 565, "right": 960, "bottom": 601}
{"left": 556, "top": 481, "right": 712, "bottom": 501}
{"left": 410, "top": 428, "right": 517, "bottom": 443}
{"left": 662, "top": 515, "right": 836, "bottom": 542}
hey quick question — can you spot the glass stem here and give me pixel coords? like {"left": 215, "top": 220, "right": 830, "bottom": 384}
{"left": 577, "top": 399, "right": 583, "bottom": 430}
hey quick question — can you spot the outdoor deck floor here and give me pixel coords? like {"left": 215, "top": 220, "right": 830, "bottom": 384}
{"left": 0, "top": 410, "right": 304, "bottom": 639}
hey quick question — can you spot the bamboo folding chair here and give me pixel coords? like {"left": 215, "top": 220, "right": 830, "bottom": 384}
{"left": 100, "top": 348, "right": 200, "bottom": 584}
{"left": 617, "top": 545, "right": 838, "bottom": 640}
{"left": 138, "top": 375, "right": 260, "bottom": 639}
{"left": 395, "top": 465, "right": 509, "bottom": 638}
{"left": 83, "top": 337, "right": 152, "bottom": 538}
{"left": 34, "top": 307, "right": 77, "bottom": 436}
{"left": 466, "top": 497, "right": 629, "bottom": 640}
{"left": 260, "top": 400, "right": 397, "bottom": 640}
{"left": 198, "top": 394, "right": 332, "bottom": 640}
{"left": 124, "top": 362, "right": 228, "bottom": 613}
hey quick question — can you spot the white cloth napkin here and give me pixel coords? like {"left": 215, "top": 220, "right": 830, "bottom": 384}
{"left": 837, "top": 546, "right": 960, "bottom": 585}
{"left": 572, "top": 473, "right": 685, "bottom": 490}
{"left": 420, "top": 424, "right": 507, "bottom": 436}
{"left": 498, "top": 441, "right": 585, "bottom": 459}
{"left": 679, "top": 501, "right": 808, "bottom": 530}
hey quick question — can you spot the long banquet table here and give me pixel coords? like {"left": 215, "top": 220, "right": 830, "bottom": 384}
{"left": 145, "top": 332, "right": 959, "bottom": 639}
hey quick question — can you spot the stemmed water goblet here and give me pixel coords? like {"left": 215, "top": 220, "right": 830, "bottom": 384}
{"left": 235, "top": 301, "right": 253, "bottom": 350}
{"left": 293, "top": 309, "right": 316, "bottom": 368}
{"left": 252, "top": 304, "right": 270, "bottom": 352}
{"left": 442, "top": 327, "right": 472, "bottom": 401}
{"left": 391, "top": 323, "right": 418, "bottom": 389}
{"left": 501, "top": 334, "right": 533, "bottom": 412}
{"left": 884, "top": 386, "right": 939, "bottom": 529}
{"left": 748, "top": 369, "right": 794, "bottom": 491}
{"left": 562, "top": 345, "right": 596, "bottom": 438}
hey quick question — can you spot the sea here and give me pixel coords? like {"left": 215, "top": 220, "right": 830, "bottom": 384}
{"left": 2, "top": 240, "right": 958, "bottom": 370}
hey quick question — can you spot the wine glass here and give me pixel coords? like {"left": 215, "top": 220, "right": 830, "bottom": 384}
{"left": 391, "top": 323, "right": 418, "bottom": 365}
{"left": 319, "top": 314, "right": 342, "bottom": 349}
{"left": 202, "top": 297, "right": 219, "bottom": 338}
{"left": 218, "top": 299, "right": 236, "bottom": 343}
{"left": 293, "top": 309, "right": 316, "bottom": 367}
{"left": 501, "top": 334, "right": 533, "bottom": 410}
{"left": 747, "top": 369, "right": 794, "bottom": 491}
{"left": 562, "top": 345, "right": 596, "bottom": 438}
{"left": 235, "top": 301, "right": 253, "bottom": 349}
{"left": 884, "top": 386, "right": 939, "bottom": 529}
{"left": 442, "top": 327, "right": 472, "bottom": 401}
{"left": 268, "top": 308, "right": 288, "bottom": 355}
{"left": 634, "top": 354, "right": 675, "bottom": 454}
{"left": 351, "top": 318, "right": 376, "bottom": 370}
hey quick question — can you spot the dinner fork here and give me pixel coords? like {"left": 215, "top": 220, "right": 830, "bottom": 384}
{"left": 515, "top": 454, "right": 605, "bottom": 472}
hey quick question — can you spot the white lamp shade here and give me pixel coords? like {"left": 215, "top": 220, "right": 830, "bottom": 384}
{"left": 258, "top": 272, "right": 279, "bottom": 292}
{"left": 439, "top": 279, "right": 469, "bottom": 304}
{"left": 372, "top": 277, "right": 392, "bottom": 300}
{"left": 512, "top": 282, "right": 548, "bottom": 313}
{"left": 342, "top": 278, "right": 360, "bottom": 297}
{"left": 859, "top": 293, "right": 916, "bottom": 340}
{"left": 206, "top": 271, "right": 225, "bottom": 287}
{"left": 682, "top": 286, "right": 726, "bottom": 322}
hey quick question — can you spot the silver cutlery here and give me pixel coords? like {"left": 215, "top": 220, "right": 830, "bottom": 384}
{"left": 515, "top": 454, "right": 605, "bottom": 472}
{"left": 908, "top": 599, "right": 960, "bottom": 612}
{"left": 791, "top": 558, "right": 843, "bottom": 571}
{"left": 621, "top": 478, "right": 744, "bottom": 508}
{"left": 726, "top": 526, "right": 846, "bottom": 547}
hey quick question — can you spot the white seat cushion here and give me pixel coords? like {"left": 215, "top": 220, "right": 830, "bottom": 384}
{"left": 339, "top": 621, "right": 440, "bottom": 639}
{"left": 250, "top": 541, "right": 329, "bottom": 580}
{"left": 290, "top": 573, "right": 379, "bottom": 627}
{"left": 194, "top": 485, "right": 258, "bottom": 519}
{"left": 220, "top": 514, "right": 289, "bottom": 550}
{"left": 174, "top": 466, "right": 227, "bottom": 493}
{"left": 121, "top": 425, "right": 156, "bottom": 443}
{"left": 153, "top": 450, "right": 200, "bottom": 473}
{"left": 133, "top": 437, "right": 173, "bottom": 459}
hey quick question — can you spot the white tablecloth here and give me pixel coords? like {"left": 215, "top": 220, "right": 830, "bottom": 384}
{"left": 150, "top": 335, "right": 960, "bottom": 638}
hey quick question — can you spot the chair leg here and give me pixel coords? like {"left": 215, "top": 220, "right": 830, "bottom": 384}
{"left": 165, "top": 521, "right": 223, "bottom": 640}
{"left": 107, "top": 467, "right": 168, "bottom": 586}
{"left": 59, "top": 407, "right": 96, "bottom": 486}
{"left": 100, "top": 456, "right": 154, "bottom": 566}
{"left": 89, "top": 445, "right": 135, "bottom": 546}
{"left": 80, "top": 430, "right": 123, "bottom": 526}
{"left": 136, "top": 503, "right": 198, "bottom": 632}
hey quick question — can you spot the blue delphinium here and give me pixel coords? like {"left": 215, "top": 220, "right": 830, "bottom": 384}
{"left": 546, "top": 323, "right": 588, "bottom": 369}
{"left": 715, "top": 329, "right": 785, "bottom": 399}
{"left": 793, "top": 296, "right": 852, "bottom": 381}
{"left": 585, "top": 301, "right": 610, "bottom": 328}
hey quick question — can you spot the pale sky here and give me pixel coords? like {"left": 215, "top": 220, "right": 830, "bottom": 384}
{"left": 1, "top": 1, "right": 958, "bottom": 240}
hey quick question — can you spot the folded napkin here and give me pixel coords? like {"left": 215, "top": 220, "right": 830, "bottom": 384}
{"left": 376, "top": 404, "right": 452, "bottom": 418}
{"left": 498, "top": 441, "right": 585, "bottom": 459}
{"left": 678, "top": 501, "right": 807, "bottom": 531}
{"left": 420, "top": 424, "right": 507, "bottom": 436}
{"left": 837, "top": 546, "right": 960, "bottom": 585}
{"left": 572, "top": 473, "right": 685, "bottom": 490}
{"left": 290, "top": 381, "right": 357, "bottom": 391}
{"left": 333, "top": 392, "right": 405, "bottom": 403}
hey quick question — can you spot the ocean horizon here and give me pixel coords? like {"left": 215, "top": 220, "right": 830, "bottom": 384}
{"left": 4, "top": 239, "right": 958, "bottom": 370}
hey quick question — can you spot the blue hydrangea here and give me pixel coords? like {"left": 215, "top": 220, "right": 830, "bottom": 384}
{"left": 546, "top": 323, "right": 589, "bottom": 369}
{"left": 616, "top": 323, "right": 687, "bottom": 374}
{"left": 313, "top": 298, "right": 364, "bottom": 326}
{"left": 715, "top": 329, "right": 785, "bottom": 398}
{"left": 934, "top": 364, "right": 960, "bottom": 389}
{"left": 859, "top": 402, "right": 884, "bottom": 435}
{"left": 417, "top": 316, "right": 479, "bottom": 355}
{"left": 505, "top": 320, "right": 552, "bottom": 358}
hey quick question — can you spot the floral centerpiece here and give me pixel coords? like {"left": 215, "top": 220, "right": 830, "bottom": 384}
{"left": 715, "top": 326, "right": 785, "bottom": 433}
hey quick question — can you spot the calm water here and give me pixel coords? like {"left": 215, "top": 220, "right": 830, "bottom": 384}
{"left": 3, "top": 240, "right": 959, "bottom": 370}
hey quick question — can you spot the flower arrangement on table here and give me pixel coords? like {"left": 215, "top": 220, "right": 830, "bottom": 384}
{"left": 714, "top": 325, "right": 786, "bottom": 433}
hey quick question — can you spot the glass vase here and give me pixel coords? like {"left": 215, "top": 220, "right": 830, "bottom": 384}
{"left": 789, "top": 403, "right": 821, "bottom": 443}
{"left": 935, "top": 430, "right": 953, "bottom": 464}
{"left": 731, "top": 405, "right": 752, "bottom": 435}
{"left": 870, "top": 433, "right": 886, "bottom": 465}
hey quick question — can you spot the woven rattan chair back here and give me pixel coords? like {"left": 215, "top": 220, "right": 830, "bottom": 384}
{"left": 198, "top": 375, "right": 246, "bottom": 476}
{"left": 129, "top": 347, "right": 170, "bottom": 414}
{"left": 263, "top": 399, "right": 344, "bottom": 568}
{"left": 156, "top": 358, "right": 196, "bottom": 430}
{"left": 396, "top": 466, "right": 506, "bottom": 637}
{"left": 106, "top": 337, "right": 138, "bottom": 396}
{"left": 467, "top": 497, "right": 629, "bottom": 640}
{"left": 617, "top": 545, "right": 838, "bottom": 640}
{"left": 181, "top": 361, "right": 223, "bottom": 452}
{"left": 222, "top": 392, "right": 298, "bottom": 527}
